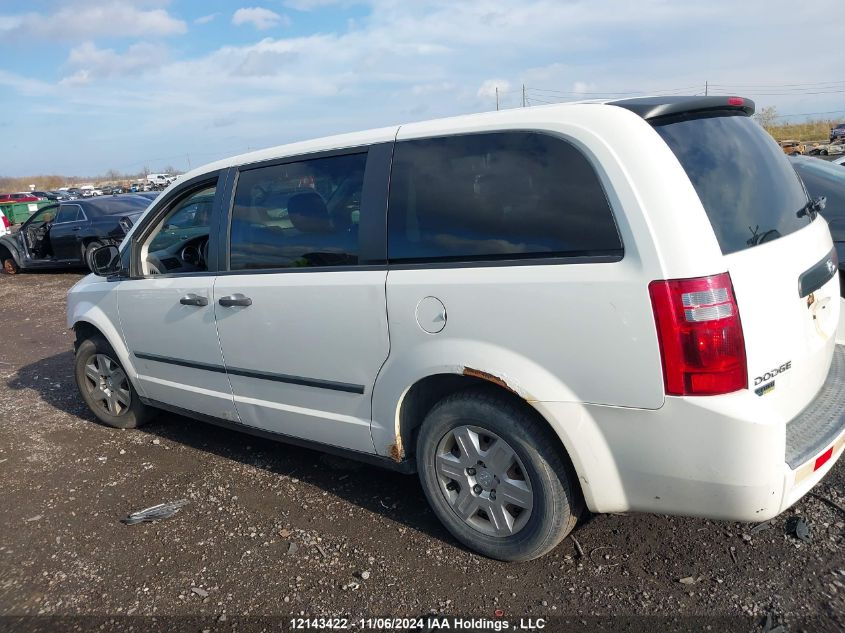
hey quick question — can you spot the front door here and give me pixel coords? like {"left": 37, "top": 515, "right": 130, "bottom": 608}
{"left": 18, "top": 206, "right": 58, "bottom": 262}
{"left": 117, "top": 175, "right": 238, "bottom": 421}
{"left": 49, "top": 203, "right": 86, "bottom": 261}
{"left": 213, "top": 146, "right": 392, "bottom": 453}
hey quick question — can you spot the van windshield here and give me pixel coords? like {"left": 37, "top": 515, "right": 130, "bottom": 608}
{"left": 653, "top": 112, "right": 811, "bottom": 254}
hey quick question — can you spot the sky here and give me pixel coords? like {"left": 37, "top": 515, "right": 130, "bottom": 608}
{"left": 0, "top": 0, "right": 843, "bottom": 177}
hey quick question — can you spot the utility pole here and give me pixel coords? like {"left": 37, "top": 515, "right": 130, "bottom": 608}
{"left": 705, "top": 80, "right": 708, "bottom": 96}
{"left": 522, "top": 84, "right": 526, "bottom": 107}
{"left": 496, "top": 87, "right": 499, "bottom": 111}
{"left": 186, "top": 153, "right": 192, "bottom": 170}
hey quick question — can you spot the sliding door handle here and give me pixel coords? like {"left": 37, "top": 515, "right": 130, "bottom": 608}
{"left": 180, "top": 294, "right": 208, "bottom": 306}
{"left": 218, "top": 294, "right": 252, "bottom": 307}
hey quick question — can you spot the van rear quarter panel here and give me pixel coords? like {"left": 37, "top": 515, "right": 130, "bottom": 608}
{"left": 372, "top": 107, "right": 727, "bottom": 465}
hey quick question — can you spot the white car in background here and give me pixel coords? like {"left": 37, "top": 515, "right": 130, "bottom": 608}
{"left": 68, "top": 96, "right": 845, "bottom": 561}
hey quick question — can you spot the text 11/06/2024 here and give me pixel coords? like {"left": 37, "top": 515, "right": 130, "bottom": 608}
{"left": 289, "top": 616, "right": 547, "bottom": 630}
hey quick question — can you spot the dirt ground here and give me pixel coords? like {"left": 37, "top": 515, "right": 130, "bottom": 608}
{"left": 1, "top": 271, "right": 844, "bottom": 632}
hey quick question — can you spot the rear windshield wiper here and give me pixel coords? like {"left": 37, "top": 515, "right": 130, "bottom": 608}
{"left": 797, "top": 196, "right": 827, "bottom": 220}
{"left": 746, "top": 226, "right": 781, "bottom": 247}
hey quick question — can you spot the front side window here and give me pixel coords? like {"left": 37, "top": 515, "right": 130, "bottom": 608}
{"left": 140, "top": 185, "right": 215, "bottom": 275}
{"left": 29, "top": 207, "right": 57, "bottom": 224}
{"left": 387, "top": 132, "right": 622, "bottom": 263}
{"left": 229, "top": 152, "right": 366, "bottom": 270}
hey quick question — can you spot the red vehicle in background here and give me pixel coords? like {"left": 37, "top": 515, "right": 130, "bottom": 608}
{"left": 0, "top": 193, "right": 41, "bottom": 203}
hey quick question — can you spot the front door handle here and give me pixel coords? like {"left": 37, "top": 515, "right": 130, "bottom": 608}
{"left": 218, "top": 294, "right": 252, "bottom": 307}
{"left": 180, "top": 294, "right": 208, "bottom": 307}
{"left": 72, "top": 226, "right": 81, "bottom": 231}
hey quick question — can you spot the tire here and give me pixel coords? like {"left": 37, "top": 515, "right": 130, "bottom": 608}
{"left": 84, "top": 240, "right": 104, "bottom": 272}
{"left": 74, "top": 335, "right": 154, "bottom": 429}
{"left": 2, "top": 257, "right": 18, "bottom": 274}
{"left": 416, "top": 388, "right": 581, "bottom": 561}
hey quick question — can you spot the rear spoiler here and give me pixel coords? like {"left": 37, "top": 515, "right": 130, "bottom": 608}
{"left": 608, "top": 96, "right": 755, "bottom": 121}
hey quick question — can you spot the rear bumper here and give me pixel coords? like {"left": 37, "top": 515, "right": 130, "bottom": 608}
{"left": 786, "top": 344, "right": 845, "bottom": 469}
{"left": 540, "top": 345, "right": 845, "bottom": 521}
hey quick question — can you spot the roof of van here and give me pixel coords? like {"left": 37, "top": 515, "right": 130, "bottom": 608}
{"left": 180, "top": 95, "right": 754, "bottom": 182}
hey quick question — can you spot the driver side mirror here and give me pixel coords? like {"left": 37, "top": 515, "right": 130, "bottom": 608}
{"left": 91, "top": 244, "right": 121, "bottom": 277}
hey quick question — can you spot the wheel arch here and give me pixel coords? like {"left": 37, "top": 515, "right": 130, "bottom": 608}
{"left": 385, "top": 369, "right": 596, "bottom": 510}
{"left": 81, "top": 234, "right": 106, "bottom": 248}
{"left": 70, "top": 313, "right": 144, "bottom": 397}
{"left": 0, "top": 236, "right": 23, "bottom": 266}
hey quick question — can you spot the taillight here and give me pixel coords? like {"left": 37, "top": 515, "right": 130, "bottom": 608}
{"left": 1, "top": 214, "right": 9, "bottom": 229}
{"left": 649, "top": 272, "right": 747, "bottom": 396}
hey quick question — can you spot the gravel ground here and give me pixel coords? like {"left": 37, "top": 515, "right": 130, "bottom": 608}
{"left": 0, "top": 271, "right": 844, "bottom": 632}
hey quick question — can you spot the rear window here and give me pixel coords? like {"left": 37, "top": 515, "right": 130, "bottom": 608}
{"left": 653, "top": 113, "right": 811, "bottom": 254}
{"left": 387, "top": 132, "right": 622, "bottom": 263}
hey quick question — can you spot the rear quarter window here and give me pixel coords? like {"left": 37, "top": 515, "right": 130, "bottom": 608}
{"left": 387, "top": 132, "right": 622, "bottom": 263}
{"left": 653, "top": 113, "right": 811, "bottom": 254}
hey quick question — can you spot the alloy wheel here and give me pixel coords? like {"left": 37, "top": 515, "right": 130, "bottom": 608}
{"left": 83, "top": 353, "right": 131, "bottom": 416}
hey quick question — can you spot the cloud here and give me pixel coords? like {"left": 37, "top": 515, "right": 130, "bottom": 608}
{"left": 0, "top": 15, "right": 23, "bottom": 30}
{"left": 283, "top": 0, "right": 359, "bottom": 10}
{"left": 232, "top": 7, "right": 289, "bottom": 30}
{"left": 59, "top": 70, "right": 91, "bottom": 87}
{"left": 194, "top": 12, "right": 220, "bottom": 25}
{"left": 63, "top": 41, "right": 170, "bottom": 81}
{"left": 0, "top": 1, "right": 186, "bottom": 40}
{"left": 572, "top": 81, "right": 597, "bottom": 95}
{"left": 4, "top": 0, "right": 845, "bottom": 177}
{"left": 236, "top": 49, "right": 300, "bottom": 77}
{"left": 477, "top": 79, "right": 510, "bottom": 99}
{"left": 0, "top": 69, "right": 55, "bottom": 97}
{"left": 411, "top": 81, "right": 456, "bottom": 96}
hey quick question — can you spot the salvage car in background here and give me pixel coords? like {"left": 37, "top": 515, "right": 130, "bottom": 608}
{"left": 0, "top": 193, "right": 40, "bottom": 203}
{"left": 0, "top": 195, "right": 151, "bottom": 274}
{"left": 780, "top": 140, "right": 805, "bottom": 155}
{"left": 808, "top": 140, "right": 845, "bottom": 156}
{"left": 790, "top": 155, "right": 845, "bottom": 295}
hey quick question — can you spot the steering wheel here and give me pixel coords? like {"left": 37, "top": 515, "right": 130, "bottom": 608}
{"left": 178, "top": 237, "right": 209, "bottom": 268}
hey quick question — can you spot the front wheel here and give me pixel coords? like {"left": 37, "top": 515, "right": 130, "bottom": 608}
{"left": 2, "top": 257, "right": 18, "bottom": 274}
{"left": 74, "top": 336, "right": 154, "bottom": 429}
{"left": 416, "top": 388, "right": 581, "bottom": 561}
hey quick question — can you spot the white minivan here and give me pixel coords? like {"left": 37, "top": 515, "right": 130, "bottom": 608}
{"left": 68, "top": 96, "right": 844, "bottom": 561}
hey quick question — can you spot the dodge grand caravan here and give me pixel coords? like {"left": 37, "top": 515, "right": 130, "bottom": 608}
{"left": 68, "top": 96, "right": 845, "bottom": 561}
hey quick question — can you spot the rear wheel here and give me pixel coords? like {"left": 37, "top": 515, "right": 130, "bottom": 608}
{"left": 416, "top": 388, "right": 581, "bottom": 561}
{"left": 74, "top": 335, "right": 154, "bottom": 429}
{"left": 84, "top": 240, "right": 104, "bottom": 272}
